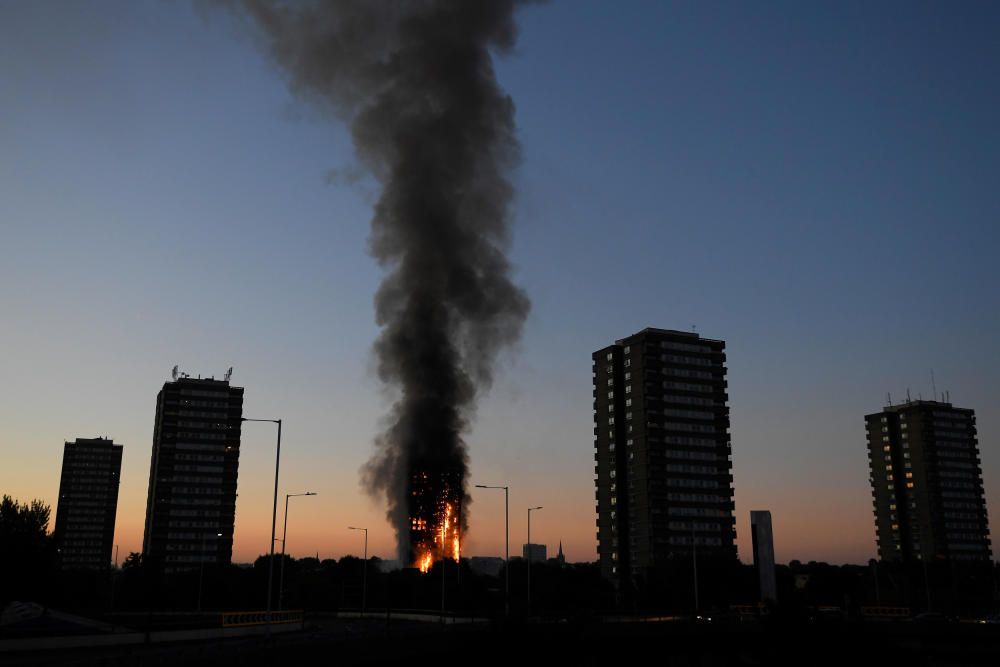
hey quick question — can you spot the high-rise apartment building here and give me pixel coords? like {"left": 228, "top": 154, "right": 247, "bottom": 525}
{"left": 594, "top": 328, "right": 736, "bottom": 589}
{"left": 866, "top": 399, "right": 991, "bottom": 562}
{"left": 750, "top": 510, "right": 777, "bottom": 602}
{"left": 53, "top": 438, "right": 123, "bottom": 570}
{"left": 142, "top": 374, "right": 243, "bottom": 572}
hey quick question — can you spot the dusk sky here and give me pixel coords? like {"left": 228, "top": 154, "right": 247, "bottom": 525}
{"left": 2, "top": 0, "right": 998, "bottom": 566}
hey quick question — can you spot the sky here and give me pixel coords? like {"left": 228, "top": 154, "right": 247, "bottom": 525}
{"left": 1, "top": 0, "right": 998, "bottom": 565}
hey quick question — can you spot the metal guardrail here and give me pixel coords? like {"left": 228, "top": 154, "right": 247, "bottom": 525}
{"left": 860, "top": 606, "right": 911, "bottom": 620}
{"left": 221, "top": 610, "right": 304, "bottom": 628}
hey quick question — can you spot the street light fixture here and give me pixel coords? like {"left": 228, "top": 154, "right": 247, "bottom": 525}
{"left": 348, "top": 526, "right": 368, "bottom": 616}
{"left": 475, "top": 484, "right": 509, "bottom": 617}
{"left": 242, "top": 417, "right": 282, "bottom": 633}
{"left": 279, "top": 492, "right": 317, "bottom": 611}
{"left": 527, "top": 506, "right": 543, "bottom": 613}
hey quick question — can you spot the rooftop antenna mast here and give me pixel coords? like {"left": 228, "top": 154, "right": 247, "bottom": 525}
{"left": 931, "top": 369, "right": 937, "bottom": 402}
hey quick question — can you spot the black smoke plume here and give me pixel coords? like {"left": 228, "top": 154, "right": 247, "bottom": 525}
{"left": 228, "top": 1, "right": 532, "bottom": 562}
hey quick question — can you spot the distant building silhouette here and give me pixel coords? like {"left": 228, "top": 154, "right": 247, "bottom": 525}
{"left": 866, "top": 399, "right": 992, "bottom": 561}
{"left": 53, "top": 438, "right": 123, "bottom": 570}
{"left": 555, "top": 540, "right": 566, "bottom": 565}
{"left": 142, "top": 375, "right": 243, "bottom": 572}
{"left": 594, "top": 328, "right": 736, "bottom": 589}
{"left": 522, "top": 543, "right": 546, "bottom": 562}
{"left": 750, "top": 510, "right": 777, "bottom": 602}
{"left": 468, "top": 556, "right": 504, "bottom": 577}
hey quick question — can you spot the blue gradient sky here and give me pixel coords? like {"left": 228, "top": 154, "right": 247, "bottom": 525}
{"left": 1, "top": 0, "right": 997, "bottom": 564}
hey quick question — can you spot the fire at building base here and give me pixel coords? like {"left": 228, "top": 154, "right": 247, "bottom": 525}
{"left": 409, "top": 472, "right": 463, "bottom": 573}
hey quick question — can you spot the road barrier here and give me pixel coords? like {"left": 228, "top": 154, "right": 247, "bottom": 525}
{"left": 221, "top": 610, "right": 304, "bottom": 627}
{"left": 861, "top": 606, "right": 911, "bottom": 620}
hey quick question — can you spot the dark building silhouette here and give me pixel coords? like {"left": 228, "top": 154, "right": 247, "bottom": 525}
{"left": 522, "top": 543, "right": 547, "bottom": 561}
{"left": 750, "top": 510, "right": 777, "bottom": 602}
{"left": 594, "top": 328, "right": 736, "bottom": 589}
{"left": 555, "top": 540, "right": 566, "bottom": 566}
{"left": 866, "top": 399, "right": 991, "bottom": 562}
{"left": 142, "top": 374, "right": 243, "bottom": 572}
{"left": 53, "top": 437, "right": 123, "bottom": 570}
{"left": 468, "top": 556, "right": 504, "bottom": 577}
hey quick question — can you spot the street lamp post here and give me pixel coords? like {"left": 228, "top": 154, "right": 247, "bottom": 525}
{"left": 279, "top": 492, "right": 316, "bottom": 611}
{"left": 110, "top": 544, "right": 119, "bottom": 627}
{"left": 475, "top": 484, "right": 509, "bottom": 617}
{"left": 692, "top": 523, "right": 700, "bottom": 613}
{"left": 527, "top": 506, "right": 543, "bottom": 613}
{"left": 197, "top": 532, "right": 222, "bottom": 612}
{"left": 348, "top": 527, "right": 368, "bottom": 616}
{"left": 242, "top": 417, "right": 282, "bottom": 634}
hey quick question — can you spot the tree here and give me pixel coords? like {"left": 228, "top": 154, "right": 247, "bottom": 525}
{"left": 0, "top": 495, "right": 50, "bottom": 539}
{"left": 0, "top": 495, "right": 54, "bottom": 603}
{"left": 122, "top": 552, "right": 142, "bottom": 570}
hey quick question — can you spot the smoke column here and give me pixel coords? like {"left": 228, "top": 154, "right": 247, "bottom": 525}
{"left": 229, "top": 1, "right": 532, "bottom": 562}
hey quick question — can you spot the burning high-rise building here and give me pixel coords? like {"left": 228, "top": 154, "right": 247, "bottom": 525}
{"left": 228, "top": 0, "right": 534, "bottom": 569}
{"left": 410, "top": 471, "right": 463, "bottom": 572}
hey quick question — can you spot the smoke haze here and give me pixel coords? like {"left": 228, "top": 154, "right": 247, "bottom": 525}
{"left": 228, "top": 0, "right": 532, "bottom": 560}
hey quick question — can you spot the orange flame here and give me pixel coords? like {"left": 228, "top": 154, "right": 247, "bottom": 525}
{"left": 411, "top": 497, "right": 462, "bottom": 573}
{"left": 418, "top": 552, "right": 433, "bottom": 574}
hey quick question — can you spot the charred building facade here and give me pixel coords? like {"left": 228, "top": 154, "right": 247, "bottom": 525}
{"left": 409, "top": 470, "right": 463, "bottom": 572}
{"left": 142, "top": 375, "right": 243, "bottom": 572}
{"left": 594, "top": 328, "right": 736, "bottom": 589}
{"left": 866, "top": 400, "right": 991, "bottom": 562}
